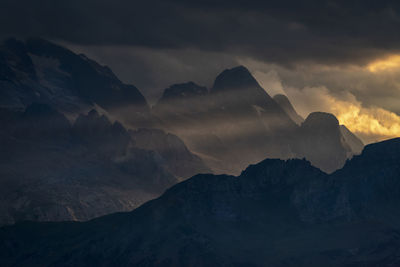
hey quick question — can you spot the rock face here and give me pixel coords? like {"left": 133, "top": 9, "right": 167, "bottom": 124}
{"left": 0, "top": 104, "right": 208, "bottom": 226}
{"left": 154, "top": 66, "right": 363, "bottom": 174}
{"left": 0, "top": 38, "right": 149, "bottom": 125}
{"left": 0, "top": 38, "right": 364, "bottom": 227}
{"left": 130, "top": 128, "right": 209, "bottom": 180}
{"left": 292, "top": 112, "right": 350, "bottom": 173}
{"left": 273, "top": 94, "right": 304, "bottom": 125}
{"left": 0, "top": 38, "right": 210, "bottom": 226}
{"left": 1, "top": 138, "right": 400, "bottom": 267}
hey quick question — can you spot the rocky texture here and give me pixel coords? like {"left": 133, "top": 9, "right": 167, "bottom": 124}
{"left": 0, "top": 37, "right": 150, "bottom": 126}
{"left": 1, "top": 138, "right": 400, "bottom": 266}
{"left": 0, "top": 37, "right": 364, "bottom": 175}
{"left": 154, "top": 66, "right": 363, "bottom": 174}
{"left": 0, "top": 38, "right": 366, "bottom": 228}
{"left": 130, "top": 128, "right": 210, "bottom": 180}
{"left": 0, "top": 38, "right": 212, "bottom": 226}
{"left": 0, "top": 104, "right": 208, "bottom": 226}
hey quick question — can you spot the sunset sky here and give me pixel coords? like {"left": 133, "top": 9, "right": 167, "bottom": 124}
{"left": 3, "top": 0, "right": 400, "bottom": 143}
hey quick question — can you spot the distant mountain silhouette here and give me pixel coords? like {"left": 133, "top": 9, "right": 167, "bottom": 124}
{"left": 340, "top": 124, "right": 364, "bottom": 155}
{"left": 0, "top": 38, "right": 150, "bottom": 126}
{"left": 1, "top": 138, "right": 399, "bottom": 266}
{"left": 0, "top": 38, "right": 210, "bottom": 225}
{"left": 154, "top": 66, "right": 363, "bottom": 174}
{"left": 292, "top": 112, "right": 354, "bottom": 173}
{"left": 0, "top": 38, "right": 364, "bottom": 227}
{"left": 0, "top": 104, "right": 208, "bottom": 226}
{"left": 273, "top": 94, "right": 304, "bottom": 125}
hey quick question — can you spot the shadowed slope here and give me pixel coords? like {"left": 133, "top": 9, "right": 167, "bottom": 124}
{"left": 1, "top": 138, "right": 399, "bottom": 266}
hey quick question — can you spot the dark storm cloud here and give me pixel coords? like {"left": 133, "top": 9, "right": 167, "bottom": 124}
{"left": 3, "top": 0, "right": 400, "bottom": 65}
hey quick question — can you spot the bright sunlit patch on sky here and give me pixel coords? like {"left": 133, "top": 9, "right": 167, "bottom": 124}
{"left": 283, "top": 86, "right": 400, "bottom": 144}
{"left": 367, "top": 54, "right": 400, "bottom": 72}
{"left": 334, "top": 104, "right": 400, "bottom": 144}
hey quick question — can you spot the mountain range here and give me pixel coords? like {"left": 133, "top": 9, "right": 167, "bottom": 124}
{"left": 0, "top": 38, "right": 364, "bottom": 226}
{"left": 1, "top": 138, "right": 399, "bottom": 266}
{"left": 153, "top": 66, "right": 363, "bottom": 174}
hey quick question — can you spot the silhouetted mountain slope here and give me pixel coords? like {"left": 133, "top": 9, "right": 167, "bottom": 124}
{"left": 209, "top": 66, "right": 298, "bottom": 163}
{"left": 154, "top": 66, "right": 363, "bottom": 174}
{"left": 130, "top": 128, "right": 210, "bottom": 180}
{"left": 0, "top": 38, "right": 212, "bottom": 225}
{"left": 0, "top": 104, "right": 208, "bottom": 226}
{"left": 1, "top": 138, "right": 399, "bottom": 266}
{"left": 0, "top": 38, "right": 150, "bottom": 126}
{"left": 340, "top": 125, "right": 364, "bottom": 155}
{"left": 0, "top": 37, "right": 363, "bottom": 175}
{"left": 292, "top": 112, "right": 352, "bottom": 173}
{"left": 273, "top": 94, "right": 304, "bottom": 125}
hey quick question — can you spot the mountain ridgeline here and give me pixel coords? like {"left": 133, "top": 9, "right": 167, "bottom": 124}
{"left": 0, "top": 38, "right": 364, "bottom": 226}
{"left": 1, "top": 138, "right": 400, "bottom": 266}
{"left": 0, "top": 104, "right": 208, "bottom": 225}
{"left": 154, "top": 66, "right": 363, "bottom": 174}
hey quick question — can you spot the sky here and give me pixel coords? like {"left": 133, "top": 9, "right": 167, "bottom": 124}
{"left": 2, "top": 0, "right": 400, "bottom": 143}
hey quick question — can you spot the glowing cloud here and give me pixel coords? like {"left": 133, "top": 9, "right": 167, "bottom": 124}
{"left": 367, "top": 54, "right": 400, "bottom": 72}
{"left": 284, "top": 86, "right": 400, "bottom": 144}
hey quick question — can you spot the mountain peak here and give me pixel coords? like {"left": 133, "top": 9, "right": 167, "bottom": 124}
{"left": 303, "top": 112, "right": 339, "bottom": 128}
{"left": 160, "top": 82, "right": 208, "bottom": 102}
{"left": 212, "top": 65, "right": 261, "bottom": 93}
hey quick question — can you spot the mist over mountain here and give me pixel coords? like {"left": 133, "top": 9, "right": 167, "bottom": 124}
{"left": 273, "top": 94, "right": 304, "bottom": 125}
{"left": 0, "top": 103, "right": 210, "bottom": 226}
{"left": 154, "top": 66, "right": 363, "bottom": 174}
{"left": 2, "top": 1, "right": 400, "bottom": 265}
{"left": 1, "top": 138, "right": 399, "bottom": 266}
{"left": 0, "top": 38, "right": 365, "bottom": 227}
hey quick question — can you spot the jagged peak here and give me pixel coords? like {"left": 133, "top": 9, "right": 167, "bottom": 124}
{"left": 160, "top": 81, "right": 208, "bottom": 101}
{"left": 87, "top": 109, "right": 100, "bottom": 118}
{"left": 212, "top": 65, "right": 262, "bottom": 92}
{"left": 240, "top": 158, "right": 323, "bottom": 180}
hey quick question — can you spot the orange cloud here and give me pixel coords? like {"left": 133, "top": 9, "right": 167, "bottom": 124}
{"left": 367, "top": 54, "right": 400, "bottom": 73}
{"left": 285, "top": 86, "right": 400, "bottom": 144}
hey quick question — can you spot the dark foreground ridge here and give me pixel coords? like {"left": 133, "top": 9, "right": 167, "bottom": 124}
{"left": 1, "top": 138, "right": 400, "bottom": 266}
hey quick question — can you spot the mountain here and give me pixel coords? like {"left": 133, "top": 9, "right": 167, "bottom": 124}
{"left": 273, "top": 94, "right": 304, "bottom": 125}
{"left": 0, "top": 38, "right": 211, "bottom": 225}
{"left": 340, "top": 125, "right": 364, "bottom": 155}
{"left": 0, "top": 104, "right": 208, "bottom": 226}
{"left": 154, "top": 66, "right": 299, "bottom": 174}
{"left": 154, "top": 66, "right": 363, "bottom": 174}
{"left": 292, "top": 112, "right": 356, "bottom": 173}
{"left": 0, "top": 37, "right": 150, "bottom": 126}
{"left": 130, "top": 128, "right": 209, "bottom": 180}
{"left": 1, "top": 138, "right": 399, "bottom": 266}
{"left": 0, "top": 38, "right": 364, "bottom": 227}
{"left": 0, "top": 37, "right": 363, "bottom": 175}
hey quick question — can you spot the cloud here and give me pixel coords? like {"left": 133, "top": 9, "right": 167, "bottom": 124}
{"left": 56, "top": 45, "right": 400, "bottom": 144}
{"left": 260, "top": 79, "right": 400, "bottom": 144}
{"left": 239, "top": 58, "right": 400, "bottom": 143}
{"left": 64, "top": 44, "right": 241, "bottom": 103}
{"left": 3, "top": 0, "right": 400, "bottom": 66}
{"left": 288, "top": 86, "right": 400, "bottom": 144}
